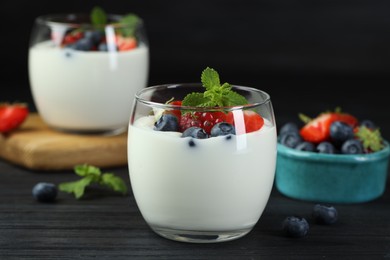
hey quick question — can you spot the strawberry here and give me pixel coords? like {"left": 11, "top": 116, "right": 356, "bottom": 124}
{"left": 165, "top": 100, "right": 182, "bottom": 119}
{"left": 335, "top": 112, "right": 358, "bottom": 127}
{"left": 0, "top": 103, "right": 29, "bottom": 133}
{"left": 116, "top": 35, "right": 137, "bottom": 51}
{"left": 299, "top": 113, "right": 338, "bottom": 143}
{"left": 299, "top": 110, "right": 358, "bottom": 143}
{"left": 226, "top": 110, "right": 264, "bottom": 134}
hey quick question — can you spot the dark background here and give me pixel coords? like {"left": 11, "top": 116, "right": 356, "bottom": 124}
{"left": 1, "top": 0, "right": 390, "bottom": 138}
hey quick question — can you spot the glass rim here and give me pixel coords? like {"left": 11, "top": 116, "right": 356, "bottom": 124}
{"left": 35, "top": 13, "right": 144, "bottom": 29}
{"left": 135, "top": 83, "right": 271, "bottom": 112}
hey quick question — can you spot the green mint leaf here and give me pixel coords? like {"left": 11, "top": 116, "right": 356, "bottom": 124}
{"left": 59, "top": 175, "right": 96, "bottom": 199}
{"left": 119, "top": 13, "right": 139, "bottom": 37}
{"left": 59, "top": 164, "right": 128, "bottom": 199}
{"left": 74, "top": 164, "right": 101, "bottom": 177}
{"left": 224, "top": 91, "right": 248, "bottom": 106}
{"left": 101, "top": 173, "right": 128, "bottom": 195}
{"left": 182, "top": 67, "right": 249, "bottom": 108}
{"left": 182, "top": 92, "right": 210, "bottom": 107}
{"left": 91, "top": 6, "right": 107, "bottom": 26}
{"left": 201, "top": 67, "right": 220, "bottom": 90}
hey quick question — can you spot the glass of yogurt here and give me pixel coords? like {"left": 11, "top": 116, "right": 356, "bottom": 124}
{"left": 28, "top": 9, "right": 149, "bottom": 135}
{"left": 128, "top": 76, "right": 277, "bottom": 243}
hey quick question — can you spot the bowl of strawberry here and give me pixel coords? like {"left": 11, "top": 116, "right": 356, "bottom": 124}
{"left": 276, "top": 109, "right": 390, "bottom": 204}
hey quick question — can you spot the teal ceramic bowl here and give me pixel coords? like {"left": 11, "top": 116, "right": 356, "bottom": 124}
{"left": 275, "top": 142, "right": 390, "bottom": 204}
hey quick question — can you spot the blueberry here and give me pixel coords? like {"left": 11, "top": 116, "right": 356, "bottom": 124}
{"left": 182, "top": 127, "right": 208, "bottom": 139}
{"left": 72, "top": 37, "right": 94, "bottom": 51}
{"left": 154, "top": 114, "right": 179, "bottom": 132}
{"left": 341, "top": 139, "right": 364, "bottom": 154}
{"left": 32, "top": 182, "right": 57, "bottom": 202}
{"left": 330, "top": 121, "right": 354, "bottom": 144}
{"left": 282, "top": 216, "right": 309, "bottom": 238}
{"left": 279, "top": 122, "right": 299, "bottom": 136}
{"left": 210, "top": 122, "right": 235, "bottom": 137}
{"left": 316, "top": 142, "right": 336, "bottom": 154}
{"left": 295, "top": 141, "right": 315, "bottom": 152}
{"left": 312, "top": 204, "right": 338, "bottom": 225}
{"left": 84, "top": 30, "right": 103, "bottom": 45}
{"left": 279, "top": 132, "right": 302, "bottom": 148}
{"left": 98, "top": 42, "right": 108, "bottom": 52}
{"left": 360, "top": 119, "right": 377, "bottom": 129}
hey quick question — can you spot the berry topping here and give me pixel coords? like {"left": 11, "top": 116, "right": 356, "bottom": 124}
{"left": 179, "top": 113, "right": 202, "bottom": 132}
{"left": 226, "top": 110, "right": 264, "bottom": 134}
{"left": 279, "top": 108, "right": 385, "bottom": 155}
{"left": 316, "top": 141, "right": 336, "bottom": 154}
{"left": 341, "top": 139, "right": 364, "bottom": 154}
{"left": 182, "top": 127, "right": 208, "bottom": 139}
{"left": 312, "top": 204, "right": 338, "bottom": 225}
{"left": 295, "top": 141, "right": 315, "bottom": 152}
{"left": 279, "top": 132, "right": 302, "bottom": 148}
{"left": 210, "top": 122, "right": 235, "bottom": 137}
{"left": 32, "top": 182, "right": 58, "bottom": 202}
{"left": 154, "top": 114, "right": 179, "bottom": 132}
{"left": 58, "top": 7, "right": 139, "bottom": 52}
{"left": 330, "top": 121, "right": 354, "bottom": 144}
{"left": 279, "top": 122, "right": 299, "bottom": 136}
{"left": 282, "top": 216, "right": 309, "bottom": 238}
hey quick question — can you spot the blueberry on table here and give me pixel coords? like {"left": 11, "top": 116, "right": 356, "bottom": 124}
{"left": 182, "top": 127, "right": 208, "bottom": 139}
{"left": 312, "top": 204, "right": 338, "bottom": 225}
{"left": 295, "top": 141, "right": 315, "bottom": 152}
{"left": 282, "top": 216, "right": 309, "bottom": 238}
{"left": 210, "top": 122, "right": 235, "bottom": 137}
{"left": 341, "top": 139, "right": 364, "bottom": 154}
{"left": 330, "top": 121, "right": 354, "bottom": 144}
{"left": 279, "top": 132, "right": 302, "bottom": 148}
{"left": 154, "top": 114, "right": 179, "bottom": 132}
{"left": 279, "top": 122, "right": 299, "bottom": 136}
{"left": 316, "top": 141, "right": 336, "bottom": 154}
{"left": 32, "top": 182, "right": 57, "bottom": 202}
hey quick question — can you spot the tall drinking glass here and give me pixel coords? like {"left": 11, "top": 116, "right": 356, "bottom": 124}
{"left": 128, "top": 83, "right": 277, "bottom": 243}
{"left": 28, "top": 12, "right": 149, "bottom": 135}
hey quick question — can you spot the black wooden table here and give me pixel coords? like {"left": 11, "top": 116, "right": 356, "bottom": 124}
{"left": 1, "top": 158, "right": 389, "bottom": 259}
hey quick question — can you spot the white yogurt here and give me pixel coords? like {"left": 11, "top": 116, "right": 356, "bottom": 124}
{"left": 28, "top": 41, "right": 149, "bottom": 132}
{"left": 128, "top": 116, "right": 277, "bottom": 231}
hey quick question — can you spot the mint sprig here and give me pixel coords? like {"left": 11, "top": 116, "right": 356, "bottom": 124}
{"left": 182, "top": 67, "right": 248, "bottom": 107}
{"left": 59, "top": 164, "right": 128, "bottom": 199}
{"left": 91, "top": 6, "right": 107, "bottom": 27}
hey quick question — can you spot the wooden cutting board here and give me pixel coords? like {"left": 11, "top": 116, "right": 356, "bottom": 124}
{"left": 0, "top": 113, "right": 128, "bottom": 171}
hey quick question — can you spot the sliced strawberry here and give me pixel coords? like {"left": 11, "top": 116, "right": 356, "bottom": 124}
{"left": 335, "top": 112, "right": 358, "bottom": 127}
{"left": 165, "top": 100, "right": 182, "bottom": 119}
{"left": 116, "top": 36, "right": 137, "bottom": 51}
{"left": 226, "top": 110, "right": 264, "bottom": 134}
{"left": 299, "top": 113, "right": 338, "bottom": 143}
{"left": 0, "top": 103, "right": 29, "bottom": 133}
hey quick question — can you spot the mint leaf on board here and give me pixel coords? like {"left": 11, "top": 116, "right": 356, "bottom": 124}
{"left": 74, "top": 164, "right": 101, "bottom": 177}
{"left": 182, "top": 67, "right": 248, "bottom": 107}
{"left": 101, "top": 173, "right": 128, "bottom": 195}
{"left": 59, "top": 164, "right": 128, "bottom": 199}
{"left": 91, "top": 6, "right": 107, "bottom": 26}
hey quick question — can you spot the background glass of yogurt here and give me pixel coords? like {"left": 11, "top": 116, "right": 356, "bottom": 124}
{"left": 128, "top": 84, "right": 277, "bottom": 243}
{"left": 28, "top": 13, "right": 149, "bottom": 135}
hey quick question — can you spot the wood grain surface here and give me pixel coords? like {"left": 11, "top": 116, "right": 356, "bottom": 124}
{"left": 0, "top": 113, "right": 128, "bottom": 171}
